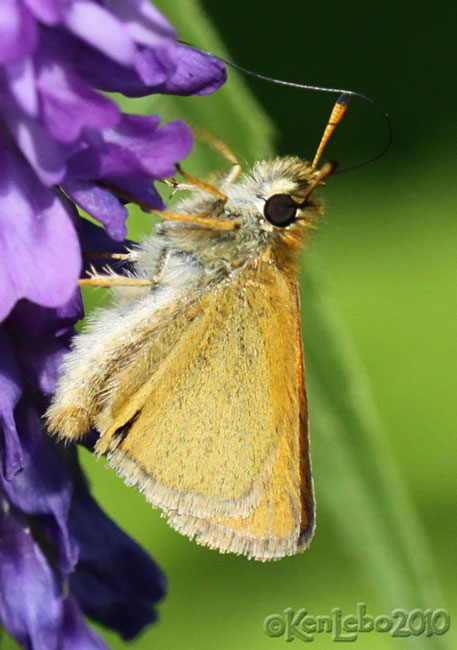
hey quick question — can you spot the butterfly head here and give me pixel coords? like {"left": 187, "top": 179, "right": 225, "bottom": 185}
{"left": 229, "top": 156, "right": 335, "bottom": 235}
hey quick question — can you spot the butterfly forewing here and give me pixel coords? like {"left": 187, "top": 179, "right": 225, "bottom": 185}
{"left": 167, "top": 277, "right": 314, "bottom": 560}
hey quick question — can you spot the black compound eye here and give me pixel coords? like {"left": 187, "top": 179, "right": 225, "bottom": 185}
{"left": 263, "top": 194, "right": 298, "bottom": 227}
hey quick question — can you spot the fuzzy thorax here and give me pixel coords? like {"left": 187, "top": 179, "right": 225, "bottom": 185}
{"left": 144, "top": 156, "right": 323, "bottom": 281}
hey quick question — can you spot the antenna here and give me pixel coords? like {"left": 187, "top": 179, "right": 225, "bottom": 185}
{"left": 312, "top": 93, "right": 351, "bottom": 169}
{"left": 178, "top": 40, "right": 392, "bottom": 173}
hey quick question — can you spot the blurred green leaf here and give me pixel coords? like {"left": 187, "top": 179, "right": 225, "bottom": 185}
{"left": 147, "top": 2, "right": 452, "bottom": 649}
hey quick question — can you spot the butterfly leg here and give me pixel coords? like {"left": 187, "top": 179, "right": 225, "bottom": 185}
{"left": 193, "top": 127, "right": 242, "bottom": 184}
{"left": 174, "top": 164, "right": 228, "bottom": 201}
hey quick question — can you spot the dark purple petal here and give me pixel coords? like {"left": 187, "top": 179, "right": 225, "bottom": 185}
{"left": 36, "top": 48, "right": 120, "bottom": 143}
{"left": 63, "top": 179, "right": 128, "bottom": 241}
{"left": 11, "top": 290, "right": 83, "bottom": 339}
{"left": 0, "top": 329, "right": 23, "bottom": 479}
{"left": 17, "top": 329, "right": 75, "bottom": 396}
{"left": 0, "top": 507, "right": 63, "bottom": 650}
{"left": 112, "top": 177, "right": 165, "bottom": 212}
{"left": 79, "top": 220, "right": 135, "bottom": 274}
{"left": 61, "top": 596, "right": 109, "bottom": 650}
{"left": 69, "top": 483, "right": 166, "bottom": 640}
{"left": 0, "top": 403, "right": 78, "bottom": 574}
{"left": 0, "top": 140, "right": 81, "bottom": 320}
{"left": 0, "top": 0, "right": 38, "bottom": 64}
{"left": 79, "top": 218, "right": 132, "bottom": 255}
{"left": 64, "top": 1, "right": 136, "bottom": 65}
{"left": 132, "top": 44, "right": 176, "bottom": 86}
{"left": 7, "top": 292, "right": 83, "bottom": 396}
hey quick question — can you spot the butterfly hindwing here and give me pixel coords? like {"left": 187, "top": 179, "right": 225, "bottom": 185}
{"left": 94, "top": 263, "right": 314, "bottom": 554}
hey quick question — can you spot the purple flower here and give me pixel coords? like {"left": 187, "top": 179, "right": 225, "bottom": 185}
{"left": 0, "top": 1, "right": 226, "bottom": 648}
{"left": 0, "top": 0, "right": 226, "bottom": 321}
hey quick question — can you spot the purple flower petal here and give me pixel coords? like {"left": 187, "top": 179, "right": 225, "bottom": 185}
{"left": 44, "top": 27, "right": 226, "bottom": 98}
{"left": 36, "top": 48, "right": 120, "bottom": 143}
{"left": 0, "top": 329, "right": 23, "bottom": 479}
{"left": 111, "top": 177, "right": 165, "bottom": 212}
{"left": 162, "top": 44, "right": 228, "bottom": 96}
{"left": 63, "top": 179, "right": 128, "bottom": 241}
{"left": 5, "top": 56, "right": 39, "bottom": 116}
{"left": 107, "top": 0, "right": 175, "bottom": 47}
{"left": 23, "top": 0, "right": 63, "bottom": 25}
{"left": 0, "top": 1, "right": 227, "bottom": 644}
{"left": 132, "top": 44, "right": 176, "bottom": 86}
{"left": 79, "top": 218, "right": 132, "bottom": 255}
{"left": 7, "top": 292, "right": 83, "bottom": 396}
{"left": 0, "top": 0, "right": 38, "bottom": 64}
{"left": 64, "top": 1, "right": 136, "bottom": 65}
{"left": 11, "top": 290, "right": 83, "bottom": 339}
{"left": 61, "top": 596, "right": 109, "bottom": 650}
{"left": 69, "top": 482, "right": 166, "bottom": 639}
{"left": 4, "top": 109, "right": 68, "bottom": 185}
{"left": 54, "top": 39, "right": 165, "bottom": 97}
{"left": 78, "top": 220, "right": 135, "bottom": 275}
{"left": 69, "top": 114, "right": 193, "bottom": 181}
{"left": 0, "top": 403, "right": 78, "bottom": 574}
{"left": 115, "top": 0, "right": 176, "bottom": 39}
{"left": 18, "top": 330, "right": 75, "bottom": 396}
{"left": 0, "top": 508, "right": 63, "bottom": 650}
{"left": 0, "top": 141, "right": 81, "bottom": 320}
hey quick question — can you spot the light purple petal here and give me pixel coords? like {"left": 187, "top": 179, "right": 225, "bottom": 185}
{"left": 0, "top": 509, "right": 63, "bottom": 650}
{"left": 36, "top": 48, "right": 120, "bottom": 143}
{"left": 5, "top": 56, "right": 38, "bottom": 116}
{"left": 63, "top": 179, "right": 128, "bottom": 240}
{"left": 122, "top": 0, "right": 176, "bottom": 38}
{"left": 0, "top": 329, "right": 23, "bottom": 479}
{"left": 38, "top": 28, "right": 140, "bottom": 94}
{"left": 0, "top": 403, "right": 78, "bottom": 574}
{"left": 0, "top": 142, "right": 81, "bottom": 321}
{"left": 43, "top": 28, "right": 226, "bottom": 98}
{"left": 64, "top": 0, "right": 136, "bottom": 65}
{"left": 0, "top": 0, "right": 38, "bottom": 64}
{"left": 4, "top": 109, "right": 68, "bottom": 185}
{"left": 106, "top": 0, "right": 175, "bottom": 47}
{"left": 62, "top": 596, "right": 109, "bottom": 650}
{"left": 23, "top": 0, "right": 64, "bottom": 25}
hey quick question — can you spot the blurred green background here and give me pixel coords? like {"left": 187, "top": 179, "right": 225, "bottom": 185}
{"left": 5, "top": 1, "right": 457, "bottom": 649}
